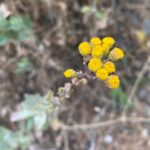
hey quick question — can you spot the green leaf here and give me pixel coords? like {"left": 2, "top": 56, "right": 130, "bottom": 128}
{"left": 139, "top": 77, "right": 150, "bottom": 86}
{"left": 110, "top": 88, "right": 128, "bottom": 109}
{"left": 34, "top": 112, "right": 47, "bottom": 129}
{"left": 9, "top": 16, "right": 31, "bottom": 31}
{"left": 14, "top": 57, "right": 32, "bottom": 74}
{"left": 9, "top": 16, "right": 24, "bottom": 31}
{"left": 11, "top": 92, "right": 54, "bottom": 122}
{"left": 95, "top": 11, "right": 107, "bottom": 19}
{"left": 81, "top": 6, "right": 91, "bottom": 14}
{"left": 0, "top": 126, "right": 31, "bottom": 150}
{"left": 0, "top": 14, "right": 32, "bottom": 46}
{"left": 46, "top": 90, "right": 54, "bottom": 101}
{"left": 0, "top": 34, "right": 10, "bottom": 46}
{"left": 22, "top": 94, "right": 44, "bottom": 113}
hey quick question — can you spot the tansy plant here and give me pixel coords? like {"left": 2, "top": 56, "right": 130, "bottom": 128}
{"left": 8, "top": 37, "right": 125, "bottom": 134}
{"left": 64, "top": 37, "right": 124, "bottom": 89}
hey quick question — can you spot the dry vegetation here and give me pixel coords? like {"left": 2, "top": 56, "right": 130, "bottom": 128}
{"left": 0, "top": 0, "right": 150, "bottom": 150}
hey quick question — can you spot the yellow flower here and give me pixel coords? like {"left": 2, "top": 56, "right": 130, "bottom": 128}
{"left": 109, "top": 47, "right": 124, "bottom": 61}
{"left": 88, "top": 58, "right": 102, "bottom": 72}
{"left": 91, "top": 46, "right": 103, "bottom": 57}
{"left": 103, "top": 61, "right": 116, "bottom": 73}
{"left": 101, "top": 44, "right": 110, "bottom": 55}
{"left": 90, "top": 37, "right": 102, "bottom": 46}
{"left": 79, "top": 42, "right": 91, "bottom": 56}
{"left": 106, "top": 75, "right": 120, "bottom": 89}
{"left": 96, "top": 68, "right": 108, "bottom": 80}
{"left": 102, "top": 37, "right": 115, "bottom": 48}
{"left": 64, "top": 69, "right": 76, "bottom": 78}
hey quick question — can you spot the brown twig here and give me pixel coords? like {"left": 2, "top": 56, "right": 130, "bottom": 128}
{"left": 63, "top": 130, "right": 69, "bottom": 150}
{"left": 61, "top": 56, "right": 150, "bottom": 131}
{"left": 61, "top": 116, "right": 150, "bottom": 131}
{"left": 121, "top": 56, "right": 150, "bottom": 116}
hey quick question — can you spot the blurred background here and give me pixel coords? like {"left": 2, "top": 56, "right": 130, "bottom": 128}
{"left": 0, "top": 0, "right": 150, "bottom": 150}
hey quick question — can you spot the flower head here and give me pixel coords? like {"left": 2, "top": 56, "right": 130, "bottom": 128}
{"left": 63, "top": 37, "right": 124, "bottom": 90}
{"left": 103, "top": 61, "right": 116, "bottom": 73}
{"left": 102, "top": 37, "right": 115, "bottom": 48}
{"left": 64, "top": 69, "right": 76, "bottom": 78}
{"left": 101, "top": 44, "right": 110, "bottom": 55}
{"left": 90, "top": 37, "right": 102, "bottom": 46}
{"left": 91, "top": 46, "right": 103, "bottom": 57}
{"left": 106, "top": 75, "right": 120, "bottom": 89}
{"left": 79, "top": 42, "right": 91, "bottom": 56}
{"left": 109, "top": 47, "right": 124, "bottom": 61}
{"left": 88, "top": 58, "right": 102, "bottom": 72}
{"left": 96, "top": 68, "right": 108, "bottom": 80}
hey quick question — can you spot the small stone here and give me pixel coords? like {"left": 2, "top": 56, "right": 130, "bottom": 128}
{"left": 103, "top": 135, "right": 113, "bottom": 144}
{"left": 141, "top": 129, "right": 148, "bottom": 138}
{"left": 94, "top": 106, "right": 101, "bottom": 113}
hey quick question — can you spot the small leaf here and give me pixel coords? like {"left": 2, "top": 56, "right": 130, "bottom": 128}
{"left": 0, "top": 126, "right": 31, "bottom": 150}
{"left": 95, "top": 11, "right": 107, "bottom": 19}
{"left": 45, "top": 90, "right": 54, "bottom": 101}
{"left": 9, "top": 16, "right": 24, "bottom": 31}
{"left": 81, "top": 6, "right": 91, "bottom": 14}
{"left": 14, "top": 57, "right": 32, "bottom": 74}
{"left": 110, "top": 88, "right": 128, "bottom": 109}
{"left": 0, "top": 34, "right": 10, "bottom": 46}
{"left": 11, "top": 93, "right": 55, "bottom": 122}
{"left": 34, "top": 112, "right": 47, "bottom": 129}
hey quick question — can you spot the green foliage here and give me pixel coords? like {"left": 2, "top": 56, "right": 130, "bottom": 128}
{"left": 0, "top": 15, "right": 32, "bottom": 46}
{"left": 0, "top": 126, "right": 31, "bottom": 150}
{"left": 139, "top": 76, "right": 150, "bottom": 86}
{"left": 8, "top": 90, "right": 59, "bottom": 148}
{"left": 11, "top": 92, "right": 55, "bottom": 130}
{"left": 110, "top": 88, "right": 128, "bottom": 109}
{"left": 95, "top": 11, "right": 106, "bottom": 19}
{"left": 14, "top": 57, "right": 32, "bottom": 74}
{"left": 81, "top": 6, "right": 91, "bottom": 14}
{"left": 81, "top": 5, "right": 107, "bottom": 20}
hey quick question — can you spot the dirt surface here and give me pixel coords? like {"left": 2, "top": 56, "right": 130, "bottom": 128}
{"left": 0, "top": 0, "right": 150, "bottom": 150}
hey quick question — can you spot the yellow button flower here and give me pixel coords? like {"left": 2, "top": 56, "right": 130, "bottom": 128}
{"left": 79, "top": 42, "right": 91, "bottom": 56}
{"left": 96, "top": 68, "right": 108, "bottom": 80}
{"left": 106, "top": 75, "right": 120, "bottom": 89}
{"left": 88, "top": 58, "right": 102, "bottom": 72}
{"left": 102, "top": 37, "right": 115, "bottom": 48}
{"left": 91, "top": 46, "right": 103, "bottom": 57}
{"left": 109, "top": 47, "right": 124, "bottom": 61}
{"left": 64, "top": 69, "right": 76, "bottom": 78}
{"left": 101, "top": 44, "right": 110, "bottom": 55}
{"left": 103, "top": 61, "right": 116, "bottom": 73}
{"left": 90, "top": 37, "right": 102, "bottom": 46}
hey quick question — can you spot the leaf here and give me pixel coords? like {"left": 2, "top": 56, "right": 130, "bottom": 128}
{"left": 45, "top": 90, "right": 54, "bottom": 103}
{"left": 11, "top": 92, "right": 54, "bottom": 122}
{"left": 0, "top": 127, "right": 18, "bottom": 149}
{"left": 139, "top": 77, "right": 150, "bottom": 86}
{"left": 95, "top": 11, "right": 107, "bottom": 19}
{"left": 81, "top": 6, "right": 91, "bottom": 14}
{"left": 10, "top": 94, "right": 43, "bottom": 121}
{"left": 34, "top": 112, "right": 47, "bottom": 129}
{"left": 0, "top": 15, "right": 9, "bottom": 31}
{"left": 9, "top": 16, "right": 24, "bottom": 31}
{"left": 110, "top": 88, "right": 128, "bottom": 109}
{"left": 20, "top": 94, "right": 44, "bottom": 115}
{"left": 14, "top": 57, "right": 32, "bottom": 74}
{"left": 0, "top": 14, "right": 32, "bottom": 46}
{"left": 0, "top": 34, "right": 10, "bottom": 46}
{"left": 0, "top": 126, "right": 31, "bottom": 150}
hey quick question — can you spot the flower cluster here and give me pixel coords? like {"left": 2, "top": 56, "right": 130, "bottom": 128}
{"left": 64, "top": 37, "right": 124, "bottom": 89}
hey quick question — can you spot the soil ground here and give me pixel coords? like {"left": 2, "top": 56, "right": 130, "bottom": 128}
{"left": 0, "top": 0, "right": 150, "bottom": 150}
